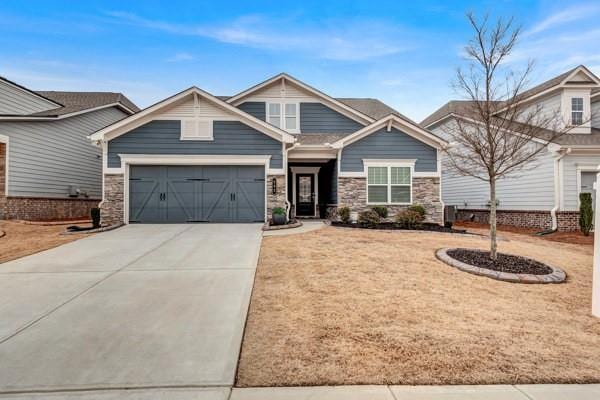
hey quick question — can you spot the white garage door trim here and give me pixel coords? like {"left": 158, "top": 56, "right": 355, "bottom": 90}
{"left": 119, "top": 154, "right": 271, "bottom": 224}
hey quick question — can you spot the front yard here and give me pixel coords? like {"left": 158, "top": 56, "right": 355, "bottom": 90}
{"left": 0, "top": 220, "right": 86, "bottom": 263}
{"left": 237, "top": 226, "right": 600, "bottom": 386}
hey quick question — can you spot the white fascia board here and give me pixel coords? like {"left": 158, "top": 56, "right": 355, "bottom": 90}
{"left": 89, "top": 87, "right": 295, "bottom": 144}
{"left": 363, "top": 158, "right": 416, "bottom": 166}
{"left": 118, "top": 154, "right": 271, "bottom": 166}
{"left": 332, "top": 115, "right": 447, "bottom": 149}
{"left": 0, "top": 103, "right": 134, "bottom": 122}
{"left": 226, "top": 73, "right": 375, "bottom": 125}
{"left": 494, "top": 66, "right": 600, "bottom": 115}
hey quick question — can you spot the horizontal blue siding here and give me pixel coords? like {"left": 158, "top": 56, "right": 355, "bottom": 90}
{"left": 238, "top": 102, "right": 266, "bottom": 120}
{"left": 108, "top": 120, "right": 283, "bottom": 169}
{"left": 300, "top": 103, "right": 363, "bottom": 133}
{"left": 341, "top": 127, "right": 437, "bottom": 172}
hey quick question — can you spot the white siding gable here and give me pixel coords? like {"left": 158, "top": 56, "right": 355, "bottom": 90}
{"left": 160, "top": 96, "right": 234, "bottom": 120}
{"left": 241, "top": 80, "right": 319, "bottom": 103}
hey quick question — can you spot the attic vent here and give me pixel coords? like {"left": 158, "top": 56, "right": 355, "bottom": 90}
{"left": 181, "top": 119, "right": 213, "bottom": 141}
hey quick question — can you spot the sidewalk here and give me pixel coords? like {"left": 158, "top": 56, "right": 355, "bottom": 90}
{"left": 230, "top": 384, "right": 600, "bottom": 400}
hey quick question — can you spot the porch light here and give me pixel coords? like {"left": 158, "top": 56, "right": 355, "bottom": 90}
{"left": 272, "top": 178, "right": 277, "bottom": 195}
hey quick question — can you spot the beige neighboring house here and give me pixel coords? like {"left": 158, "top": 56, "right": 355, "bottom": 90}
{"left": 0, "top": 75, "right": 138, "bottom": 221}
{"left": 422, "top": 65, "right": 600, "bottom": 231}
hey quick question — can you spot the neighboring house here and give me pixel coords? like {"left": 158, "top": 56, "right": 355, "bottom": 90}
{"left": 0, "top": 76, "right": 139, "bottom": 220}
{"left": 89, "top": 73, "right": 447, "bottom": 225}
{"left": 422, "top": 65, "right": 600, "bottom": 232}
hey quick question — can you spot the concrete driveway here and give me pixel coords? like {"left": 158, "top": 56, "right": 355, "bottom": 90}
{"left": 0, "top": 224, "right": 262, "bottom": 399}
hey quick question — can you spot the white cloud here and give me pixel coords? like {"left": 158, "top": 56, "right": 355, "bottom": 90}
{"left": 526, "top": 4, "right": 600, "bottom": 35}
{"left": 104, "top": 11, "right": 410, "bottom": 61}
{"left": 166, "top": 52, "right": 195, "bottom": 62}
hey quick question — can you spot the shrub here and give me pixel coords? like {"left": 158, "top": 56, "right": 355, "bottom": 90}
{"left": 370, "top": 205, "right": 388, "bottom": 219}
{"left": 358, "top": 209, "right": 381, "bottom": 225}
{"left": 408, "top": 204, "right": 426, "bottom": 219}
{"left": 91, "top": 207, "right": 101, "bottom": 228}
{"left": 338, "top": 206, "right": 351, "bottom": 223}
{"left": 272, "top": 207, "right": 286, "bottom": 216}
{"left": 579, "top": 192, "right": 593, "bottom": 236}
{"left": 395, "top": 209, "right": 424, "bottom": 229}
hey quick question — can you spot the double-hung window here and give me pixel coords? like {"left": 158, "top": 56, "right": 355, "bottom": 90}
{"left": 571, "top": 97, "right": 584, "bottom": 126}
{"left": 367, "top": 164, "right": 412, "bottom": 204}
{"left": 267, "top": 102, "right": 299, "bottom": 133}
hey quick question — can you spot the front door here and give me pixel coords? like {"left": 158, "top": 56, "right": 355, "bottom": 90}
{"left": 296, "top": 174, "right": 315, "bottom": 216}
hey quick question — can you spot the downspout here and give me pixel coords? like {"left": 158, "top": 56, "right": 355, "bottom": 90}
{"left": 284, "top": 141, "right": 299, "bottom": 221}
{"left": 550, "top": 147, "right": 571, "bottom": 231}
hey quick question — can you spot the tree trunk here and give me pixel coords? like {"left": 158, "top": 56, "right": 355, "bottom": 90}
{"left": 489, "top": 178, "right": 498, "bottom": 261}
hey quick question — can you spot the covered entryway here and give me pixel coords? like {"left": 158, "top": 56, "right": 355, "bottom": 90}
{"left": 129, "top": 165, "right": 265, "bottom": 223}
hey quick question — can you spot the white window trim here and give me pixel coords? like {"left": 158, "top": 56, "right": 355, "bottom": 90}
{"left": 364, "top": 160, "right": 415, "bottom": 205}
{"left": 180, "top": 118, "right": 214, "bottom": 141}
{"left": 266, "top": 101, "right": 300, "bottom": 134}
{"left": 571, "top": 97, "right": 584, "bottom": 126}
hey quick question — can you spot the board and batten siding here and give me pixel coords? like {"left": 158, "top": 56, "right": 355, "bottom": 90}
{"left": 0, "top": 80, "right": 58, "bottom": 115}
{"left": 237, "top": 101, "right": 364, "bottom": 133}
{"left": 430, "top": 121, "right": 556, "bottom": 211}
{"left": 0, "top": 107, "right": 127, "bottom": 198}
{"left": 340, "top": 127, "right": 437, "bottom": 173}
{"left": 562, "top": 154, "right": 600, "bottom": 211}
{"left": 107, "top": 120, "right": 283, "bottom": 169}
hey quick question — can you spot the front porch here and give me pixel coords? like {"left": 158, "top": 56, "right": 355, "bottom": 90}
{"left": 288, "top": 160, "right": 337, "bottom": 219}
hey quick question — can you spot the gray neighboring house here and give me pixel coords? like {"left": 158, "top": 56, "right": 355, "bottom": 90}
{"left": 0, "top": 76, "right": 138, "bottom": 220}
{"left": 422, "top": 65, "right": 600, "bottom": 231}
{"left": 90, "top": 73, "right": 447, "bottom": 225}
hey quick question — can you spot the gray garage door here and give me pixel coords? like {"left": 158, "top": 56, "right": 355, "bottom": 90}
{"left": 129, "top": 165, "right": 265, "bottom": 223}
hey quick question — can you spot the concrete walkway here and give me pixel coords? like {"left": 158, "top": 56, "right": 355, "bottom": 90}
{"left": 0, "top": 224, "right": 262, "bottom": 399}
{"left": 230, "top": 384, "right": 600, "bottom": 400}
{"left": 263, "top": 220, "right": 326, "bottom": 236}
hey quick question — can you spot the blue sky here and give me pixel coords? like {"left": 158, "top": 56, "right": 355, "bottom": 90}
{"left": 1, "top": 0, "right": 599, "bottom": 120}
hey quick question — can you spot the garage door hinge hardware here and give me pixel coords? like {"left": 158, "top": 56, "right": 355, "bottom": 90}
{"left": 230, "top": 193, "right": 236, "bottom": 201}
{"left": 186, "top": 178, "right": 210, "bottom": 181}
{"left": 129, "top": 178, "right": 142, "bottom": 181}
{"left": 254, "top": 178, "right": 265, "bottom": 182}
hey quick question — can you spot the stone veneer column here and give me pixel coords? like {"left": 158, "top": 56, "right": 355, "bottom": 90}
{"left": 101, "top": 174, "right": 125, "bottom": 226}
{"left": 266, "top": 174, "right": 286, "bottom": 220}
{"left": 337, "top": 176, "right": 443, "bottom": 224}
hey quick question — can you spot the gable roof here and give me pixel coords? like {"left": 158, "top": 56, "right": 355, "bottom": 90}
{"left": 32, "top": 91, "right": 139, "bottom": 116}
{"left": 422, "top": 65, "right": 600, "bottom": 129}
{"left": 226, "top": 73, "right": 375, "bottom": 125}
{"left": 89, "top": 86, "right": 295, "bottom": 143}
{"left": 331, "top": 114, "right": 448, "bottom": 150}
{"left": 0, "top": 76, "right": 139, "bottom": 119}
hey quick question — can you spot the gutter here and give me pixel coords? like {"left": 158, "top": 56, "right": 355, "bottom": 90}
{"left": 551, "top": 147, "right": 571, "bottom": 230}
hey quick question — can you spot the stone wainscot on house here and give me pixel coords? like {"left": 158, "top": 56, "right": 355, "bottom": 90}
{"left": 0, "top": 76, "right": 138, "bottom": 220}
{"left": 89, "top": 73, "right": 447, "bottom": 225}
{"left": 422, "top": 65, "right": 600, "bottom": 232}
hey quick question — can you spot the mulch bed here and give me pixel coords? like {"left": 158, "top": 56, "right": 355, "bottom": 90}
{"left": 447, "top": 248, "right": 553, "bottom": 275}
{"left": 331, "top": 221, "right": 467, "bottom": 234}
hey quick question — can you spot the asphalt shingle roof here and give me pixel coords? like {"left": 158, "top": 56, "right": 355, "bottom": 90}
{"left": 32, "top": 91, "right": 140, "bottom": 116}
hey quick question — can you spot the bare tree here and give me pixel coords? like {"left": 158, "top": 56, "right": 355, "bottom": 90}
{"left": 445, "top": 13, "right": 578, "bottom": 260}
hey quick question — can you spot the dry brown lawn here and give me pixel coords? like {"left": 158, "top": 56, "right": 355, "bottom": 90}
{"left": 0, "top": 220, "right": 87, "bottom": 263}
{"left": 237, "top": 226, "right": 600, "bottom": 387}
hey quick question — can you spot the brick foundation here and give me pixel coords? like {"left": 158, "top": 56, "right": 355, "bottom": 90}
{"left": 267, "top": 174, "right": 286, "bottom": 220}
{"left": 100, "top": 174, "right": 124, "bottom": 226}
{"left": 337, "top": 176, "right": 443, "bottom": 224}
{"left": 456, "top": 209, "right": 580, "bottom": 232}
{"left": 1, "top": 196, "right": 99, "bottom": 221}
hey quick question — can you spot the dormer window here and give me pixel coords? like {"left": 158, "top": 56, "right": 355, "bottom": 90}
{"left": 266, "top": 102, "right": 299, "bottom": 133}
{"left": 572, "top": 97, "right": 584, "bottom": 125}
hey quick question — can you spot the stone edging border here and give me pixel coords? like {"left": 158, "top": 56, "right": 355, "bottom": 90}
{"left": 61, "top": 223, "right": 124, "bottom": 235}
{"left": 435, "top": 248, "right": 566, "bottom": 284}
{"left": 262, "top": 221, "right": 303, "bottom": 231}
{"left": 0, "top": 229, "right": 5, "bottom": 239}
